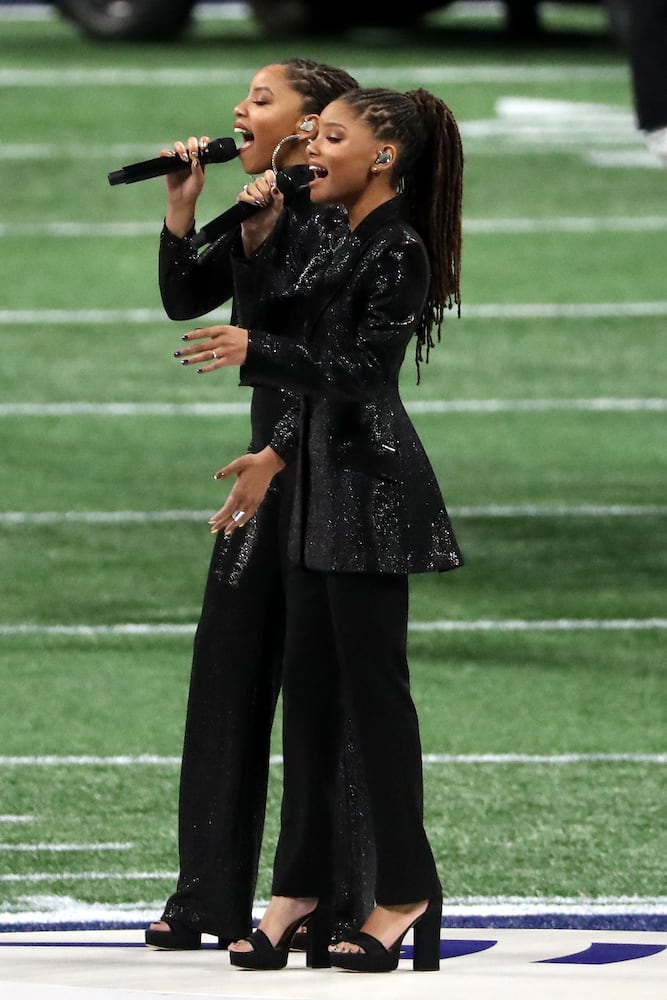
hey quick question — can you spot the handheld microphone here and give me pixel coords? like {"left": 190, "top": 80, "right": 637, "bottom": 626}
{"left": 192, "top": 164, "right": 313, "bottom": 250}
{"left": 107, "top": 137, "right": 239, "bottom": 186}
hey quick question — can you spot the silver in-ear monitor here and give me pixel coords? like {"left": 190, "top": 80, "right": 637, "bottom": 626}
{"left": 298, "top": 120, "right": 315, "bottom": 132}
{"left": 375, "top": 151, "right": 392, "bottom": 164}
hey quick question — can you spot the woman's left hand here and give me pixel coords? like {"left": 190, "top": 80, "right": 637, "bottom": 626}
{"left": 175, "top": 325, "right": 249, "bottom": 372}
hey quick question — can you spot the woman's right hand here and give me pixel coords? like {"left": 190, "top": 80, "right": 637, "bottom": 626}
{"left": 209, "top": 447, "right": 286, "bottom": 536}
{"left": 162, "top": 135, "right": 209, "bottom": 238}
{"left": 238, "top": 170, "right": 285, "bottom": 257}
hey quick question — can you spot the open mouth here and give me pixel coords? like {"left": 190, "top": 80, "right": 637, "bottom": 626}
{"left": 234, "top": 126, "right": 254, "bottom": 151}
{"left": 309, "top": 165, "right": 328, "bottom": 179}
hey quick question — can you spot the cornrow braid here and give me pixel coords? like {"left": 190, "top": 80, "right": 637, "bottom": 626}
{"left": 279, "top": 58, "right": 359, "bottom": 115}
{"left": 336, "top": 87, "right": 463, "bottom": 381}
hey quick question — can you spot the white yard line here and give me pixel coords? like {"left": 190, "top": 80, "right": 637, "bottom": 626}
{"left": 3, "top": 217, "right": 667, "bottom": 237}
{"left": 0, "top": 871, "right": 175, "bottom": 883}
{"left": 1, "top": 621, "right": 667, "bottom": 639}
{"left": 0, "top": 753, "right": 664, "bottom": 767}
{"left": 464, "top": 216, "right": 667, "bottom": 233}
{"left": 409, "top": 618, "right": 667, "bottom": 632}
{"left": 3, "top": 302, "right": 667, "bottom": 324}
{"left": 2, "top": 620, "right": 667, "bottom": 638}
{"left": 0, "top": 66, "right": 629, "bottom": 87}
{"left": 1, "top": 504, "right": 666, "bottom": 527}
{"left": 0, "top": 843, "right": 133, "bottom": 852}
{"left": 1, "top": 399, "right": 665, "bottom": 419}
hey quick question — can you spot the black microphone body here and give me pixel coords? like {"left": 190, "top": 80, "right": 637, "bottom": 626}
{"left": 107, "top": 137, "right": 239, "bottom": 186}
{"left": 192, "top": 164, "right": 313, "bottom": 250}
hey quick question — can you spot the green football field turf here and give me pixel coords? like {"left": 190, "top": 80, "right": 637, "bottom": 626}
{"left": 0, "top": 5, "right": 665, "bottom": 921}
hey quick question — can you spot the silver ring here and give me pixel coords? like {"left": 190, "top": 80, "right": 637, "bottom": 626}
{"left": 232, "top": 510, "right": 245, "bottom": 523}
{"left": 243, "top": 183, "right": 249, "bottom": 192}
{"left": 211, "top": 350, "right": 218, "bottom": 360}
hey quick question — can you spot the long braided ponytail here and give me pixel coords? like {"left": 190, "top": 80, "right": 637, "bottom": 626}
{"left": 335, "top": 87, "right": 463, "bottom": 380}
{"left": 404, "top": 88, "right": 463, "bottom": 375}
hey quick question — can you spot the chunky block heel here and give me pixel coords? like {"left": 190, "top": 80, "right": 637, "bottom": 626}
{"left": 305, "top": 902, "right": 332, "bottom": 968}
{"left": 329, "top": 896, "right": 442, "bottom": 973}
{"left": 412, "top": 895, "right": 442, "bottom": 971}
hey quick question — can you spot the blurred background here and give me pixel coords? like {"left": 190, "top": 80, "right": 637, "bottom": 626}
{"left": 0, "top": 0, "right": 635, "bottom": 42}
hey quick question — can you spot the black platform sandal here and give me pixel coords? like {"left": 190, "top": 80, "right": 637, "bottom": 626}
{"left": 328, "top": 896, "right": 442, "bottom": 973}
{"left": 145, "top": 919, "right": 201, "bottom": 950}
{"left": 229, "top": 903, "right": 331, "bottom": 970}
{"left": 144, "top": 919, "right": 230, "bottom": 951}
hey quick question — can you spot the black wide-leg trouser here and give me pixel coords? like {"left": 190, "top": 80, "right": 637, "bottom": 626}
{"left": 273, "top": 565, "right": 441, "bottom": 907}
{"left": 163, "top": 469, "right": 374, "bottom": 940}
{"left": 628, "top": 0, "right": 667, "bottom": 132}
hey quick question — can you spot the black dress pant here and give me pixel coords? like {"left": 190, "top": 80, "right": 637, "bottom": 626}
{"left": 627, "top": 0, "right": 667, "bottom": 131}
{"left": 162, "top": 467, "right": 374, "bottom": 940}
{"left": 273, "top": 565, "right": 441, "bottom": 906}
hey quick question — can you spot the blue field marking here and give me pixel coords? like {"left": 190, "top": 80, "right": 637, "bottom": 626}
{"left": 401, "top": 938, "right": 497, "bottom": 960}
{"left": 538, "top": 942, "right": 667, "bottom": 964}
{"left": 439, "top": 913, "right": 667, "bottom": 932}
{"left": 440, "top": 938, "right": 497, "bottom": 959}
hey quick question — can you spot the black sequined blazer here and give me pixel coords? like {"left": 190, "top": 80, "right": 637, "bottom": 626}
{"left": 159, "top": 190, "right": 321, "bottom": 456}
{"left": 239, "top": 197, "right": 463, "bottom": 576}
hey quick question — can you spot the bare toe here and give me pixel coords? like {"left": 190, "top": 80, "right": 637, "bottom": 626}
{"left": 228, "top": 938, "right": 252, "bottom": 953}
{"left": 329, "top": 940, "right": 363, "bottom": 955}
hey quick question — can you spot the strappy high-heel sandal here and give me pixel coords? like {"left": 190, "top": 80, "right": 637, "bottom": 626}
{"left": 229, "top": 902, "right": 332, "bottom": 970}
{"left": 144, "top": 918, "right": 230, "bottom": 951}
{"left": 328, "top": 896, "right": 442, "bottom": 973}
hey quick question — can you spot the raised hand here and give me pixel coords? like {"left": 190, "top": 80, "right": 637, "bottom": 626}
{"left": 162, "top": 135, "right": 210, "bottom": 237}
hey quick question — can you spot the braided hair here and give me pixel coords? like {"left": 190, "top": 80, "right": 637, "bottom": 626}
{"left": 279, "top": 59, "right": 359, "bottom": 115}
{"left": 334, "top": 87, "right": 463, "bottom": 379}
